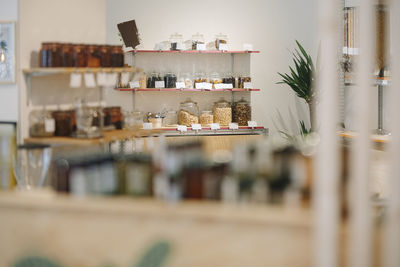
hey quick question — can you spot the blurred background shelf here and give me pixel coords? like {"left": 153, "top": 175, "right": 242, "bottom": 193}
{"left": 128, "top": 50, "right": 260, "bottom": 54}
{"left": 23, "top": 67, "right": 141, "bottom": 76}
{"left": 114, "top": 88, "right": 261, "bottom": 92}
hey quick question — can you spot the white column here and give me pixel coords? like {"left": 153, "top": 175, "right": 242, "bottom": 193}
{"left": 385, "top": 0, "right": 400, "bottom": 266}
{"left": 347, "top": 1, "right": 375, "bottom": 267}
{"left": 313, "top": 0, "right": 340, "bottom": 266}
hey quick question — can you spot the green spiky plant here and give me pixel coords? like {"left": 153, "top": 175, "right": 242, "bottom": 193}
{"left": 277, "top": 40, "right": 316, "bottom": 131}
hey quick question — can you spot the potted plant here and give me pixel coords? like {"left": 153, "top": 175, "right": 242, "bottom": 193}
{"left": 277, "top": 41, "right": 316, "bottom": 132}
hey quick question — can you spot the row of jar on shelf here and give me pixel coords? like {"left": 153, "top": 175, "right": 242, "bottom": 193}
{"left": 39, "top": 42, "right": 125, "bottom": 68}
{"left": 155, "top": 32, "right": 230, "bottom": 51}
{"left": 120, "top": 71, "right": 252, "bottom": 89}
{"left": 126, "top": 97, "right": 251, "bottom": 129}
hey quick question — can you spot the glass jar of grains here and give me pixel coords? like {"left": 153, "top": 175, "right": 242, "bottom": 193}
{"left": 178, "top": 98, "right": 199, "bottom": 126}
{"left": 200, "top": 110, "right": 213, "bottom": 126}
{"left": 233, "top": 98, "right": 252, "bottom": 126}
{"left": 213, "top": 98, "right": 232, "bottom": 126}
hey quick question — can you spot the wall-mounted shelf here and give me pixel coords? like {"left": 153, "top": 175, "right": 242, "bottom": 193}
{"left": 128, "top": 50, "right": 260, "bottom": 54}
{"left": 114, "top": 88, "right": 261, "bottom": 92}
{"left": 23, "top": 67, "right": 141, "bottom": 77}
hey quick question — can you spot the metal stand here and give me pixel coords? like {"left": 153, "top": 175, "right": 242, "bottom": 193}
{"left": 373, "top": 83, "right": 390, "bottom": 135}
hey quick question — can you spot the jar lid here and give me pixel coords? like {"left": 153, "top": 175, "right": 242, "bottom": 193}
{"left": 215, "top": 98, "right": 229, "bottom": 104}
{"left": 201, "top": 110, "right": 212, "bottom": 114}
{"left": 235, "top": 97, "right": 248, "bottom": 105}
{"left": 215, "top": 33, "right": 228, "bottom": 39}
{"left": 170, "top": 32, "right": 183, "bottom": 39}
{"left": 192, "top": 33, "right": 204, "bottom": 39}
{"left": 181, "top": 98, "right": 197, "bottom": 105}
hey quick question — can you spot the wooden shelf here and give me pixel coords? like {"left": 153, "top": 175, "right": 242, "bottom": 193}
{"left": 114, "top": 88, "right": 260, "bottom": 92}
{"left": 128, "top": 50, "right": 260, "bottom": 54}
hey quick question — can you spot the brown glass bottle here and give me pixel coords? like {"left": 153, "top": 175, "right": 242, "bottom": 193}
{"left": 39, "top": 43, "right": 51, "bottom": 67}
{"left": 111, "top": 45, "right": 124, "bottom": 67}
{"left": 87, "top": 44, "right": 100, "bottom": 67}
{"left": 61, "top": 43, "right": 75, "bottom": 67}
{"left": 48, "top": 43, "right": 62, "bottom": 67}
{"left": 52, "top": 111, "right": 73, "bottom": 136}
{"left": 73, "top": 44, "right": 87, "bottom": 67}
{"left": 100, "top": 45, "right": 111, "bottom": 67}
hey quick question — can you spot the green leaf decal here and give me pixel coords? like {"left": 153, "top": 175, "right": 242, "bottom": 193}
{"left": 134, "top": 240, "right": 171, "bottom": 267}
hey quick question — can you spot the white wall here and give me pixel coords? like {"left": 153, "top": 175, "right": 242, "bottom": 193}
{"left": 19, "top": 0, "right": 106, "bottom": 139}
{"left": 0, "top": 0, "right": 18, "bottom": 122}
{"left": 106, "top": 0, "right": 318, "bottom": 134}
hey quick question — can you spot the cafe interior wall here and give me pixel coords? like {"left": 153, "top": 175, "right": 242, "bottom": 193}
{"left": 106, "top": 0, "right": 319, "bottom": 135}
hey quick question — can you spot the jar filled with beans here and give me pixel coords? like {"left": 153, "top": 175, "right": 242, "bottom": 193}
{"left": 213, "top": 98, "right": 232, "bottom": 126}
{"left": 233, "top": 98, "right": 251, "bottom": 126}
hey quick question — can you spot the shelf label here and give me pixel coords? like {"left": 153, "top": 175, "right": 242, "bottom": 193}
{"left": 70, "top": 73, "right": 82, "bottom": 88}
{"left": 121, "top": 72, "right": 131, "bottom": 87}
{"left": 155, "top": 81, "right": 165, "bottom": 88}
{"left": 214, "top": 83, "right": 225, "bottom": 89}
{"left": 196, "top": 43, "right": 206, "bottom": 51}
{"left": 176, "top": 42, "right": 185, "bottom": 50}
{"left": 129, "top": 81, "right": 140, "bottom": 88}
{"left": 195, "top": 83, "right": 203, "bottom": 89}
{"left": 203, "top": 82, "right": 212, "bottom": 90}
{"left": 219, "top": 44, "right": 229, "bottom": 51}
{"left": 210, "top": 123, "right": 220, "bottom": 130}
{"left": 223, "top": 83, "right": 233, "bottom": 89}
{"left": 84, "top": 73, "right": 96, "bottom": 88}
{"left": 106, "top": 73, "right": 118, "bottom": 87}
{"left": 248, "top": 121, "right": 257, "bottom": 128}
{"left": 143, "top": 123, "right": 153, "bottom": 130}
{"left": 177, "top": 125, "right": 187, "bottom": 132}
{"left": 97, "top": 72, "right": 107, "bottom": 86}
{"left": 191, "top": 124, "right": 202, "bottom": 130}
{"left": 243, "top": 43, "right": 253, "bottom": 51}
{"left": 229, "top": 123, "right": 239, "bottom": 130}
{"left": 45, "top": 118, "right": 55, "bottom": 133}
{"left": 243, "top": 82, "right": 253, "bottom": 89}
{"left": 176, "top": 82, "right": 185, "bottom": 89}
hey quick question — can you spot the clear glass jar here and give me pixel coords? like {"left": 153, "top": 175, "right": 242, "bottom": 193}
{"left": 169, "top": 33, "right": 184, "bottom": 51}
{"left": 191, "top": 33, "right": 205, "bottom": 50}
{"left": 124, "top": 110, "right": 143, "bottom": 130}
{"left": 194, "top": 72, "right": 207, "bottom": 88}
{"left": 200, "top": 110, "right": 213, "bottom": 126}
{"left": 233, "top": 98, "right": 252, "bottom": 126}
{"left": 178, "top": 98, "right": 199, "bottom": 126}
{"left": 210, "top": 72, "right": 222, "bottom": 88}
{"left": 213, "top": 98, "right": 232, "bottom": 126}
{"left": 147, "top": 71, "right": 162, "bottom": 88}
{"left": 222, "top": 72, "right": 235, "bottom": 88}
{"left": 29, "top": 107, "right": 55, "bottom": 137}
{"left": 163, "top": 110, "right": 178, "bottom": 126}
{"left": 181, "top": 72, "right": 193, "bottom": 88}
{"left": 238, "top": 75, "right": 251, "bottom": 88}
{"left": 164, "top": 72, "right": 177, "bottom": 88}
{"left": 215, "top": 33, "right": 228, "bottom": 50}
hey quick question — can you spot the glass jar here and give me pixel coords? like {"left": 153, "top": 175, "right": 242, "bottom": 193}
{"left": 222, "top": 72, "right": 235, "bottom": 88}
{"left": 215, "top": 33, "right": 228, "bottom": 50}
{"left": 104, "top": 106, "right": 122, "bottom": 129}
{"left": 39, "top": 43, "right": 51, "bottom": 67}
{"left": 111, "top": 45, "right": 124, "bottom": 67}
{"left": 194, "top": 72, "right": 207, "bottom": 88}
{"left": 52, "top": 110, "right": 74, "bottom": 137}
{"left": 178, "top": 98, "right": 199, "bottom": 126}
{"left": 146, "top": 72, "right": 162, "bottom": 88}
{"left": 29, "top": 107, "right": 55, "bottom": 137}
{"left": 149, "top": 115, "right": 163, "bottom": 129}
{"left": 61, "top": 43, "right": 74, "bottom": 67}
{"left": 200, "top": 110, "right": 213, "bottom": 126}
{"left": 213, "top": 98, "right": 232, "bottom": 126}
{"left": 182, "top": 72, "right": 193, "bottom": 89}
{"left": 233, "top": 98, "right": 252, "bottom": 126}
{"left": 169, "top": 33, "right": 184, "bottom": 51}
{"left": 100, "top": 45, "right": 112, "bottom": 67}
{"left": 164, "top": 72, "right": 177, "bottom": 88}
{"left": 191, "top": 33, "right": 205, "bottom": 50}
{"left": 124, "top": 110, "right": 143, "bottom": 130}
{"left": 73, "top": 44, "right": 87, "bottom": 67}
{"left": 138, "top": 72, "right": 147, "bottom": 88}
{"left": 238, "top": 75, "right": 251, "bottom": 88}
{"left": 210, "top": 72, "right": 222, "bottom": 88}
{"left": 163, "top": 110, "right": 178, "bottom": 126}
{"left": 48, "top": 43, "right": 62, "bottom": 67}
{"left": 87, "top": 45, "right": 101, "bottom": 67}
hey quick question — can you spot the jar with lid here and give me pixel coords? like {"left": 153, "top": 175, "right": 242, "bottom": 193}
{"left": 163, "top": 110, "right": 178, "bottom": 126}
{"left": 210, "top": 72, "right": 222, "bottom": 88}
{"left": 215, "top": 33, "right": 228, "bottom": 50}
{"left": 169, "top": 33, "right": 184, "bottom": 50}
{"left": 100, "top": 45, "right": 112, "bottom": 67}
{"left": 233, "top": 98, "right": 252, "bottom": 126}
{"left": 29, "top": 107, "right": 55, "bottom": 137}
{"left": 73, "top": 44, "right": 87, "bottom": 67}
{"left": 213, "top": 98, "right": 232, "bottom": 126}
{"left": 222, "top": 72, "right": 235, "bottom": 88}
{"left": 52, "top": 109, "right": 74, "bottom": 137}
{"left": 182, "top": 72, "right": 193, "bottom": 89}
{"left": 48, "top": 43, "right": 62, "bottom": 67}
{"left": 87, "top": 45, "right": 101, "bottom": 67}
{"left": 39, "top": 43, "right": 51, "bottom": 67}
{"left": 164, "top": 72, "right": 177, "bottom": 88}
{"left": 238, "top": 74, "right": 251, "bottom": 88}
{"left": 194, "top": 72, "right": 207, "bottom": 88}
{"left": 147, "top": 72, "right": 162, "bottom": 88}
{"left": 138, "top": 72, "right": 147, "bottom": 88}
{"left": 191, "top": 33, "right": 205, "bottom": 50}
{"left": 111, "top": 45, "right": 124, "bottom": 67}
{"left": 200, "top": 110, "right": 213, "bottom": 126}
{"left": 61, "top": 43, "right": 74, "bottom": 67}
{"left": 124, "top": 110, "right": 143, "bottom": 130}
{"left": 178, "top": 98, "right": 199, "bottom": 126}
{"left": 104, "top": 106, "right": 122, "bottom": 129}
{"left": 148, "top": 113, "right": 163, "bottom": 129}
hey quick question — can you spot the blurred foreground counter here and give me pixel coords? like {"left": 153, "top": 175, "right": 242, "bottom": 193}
{"left": 0, "top": 191, "right": 311, "bottom": 267}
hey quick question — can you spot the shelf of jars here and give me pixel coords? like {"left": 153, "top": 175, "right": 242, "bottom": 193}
{"left": 23, "top": 67, "right": 141, "bottom": 76}
{"left": 114, "top": 88, "right": 261, "bottom": 92}
{"left": 128, "top": 50, "right": 260, "bottom": 54}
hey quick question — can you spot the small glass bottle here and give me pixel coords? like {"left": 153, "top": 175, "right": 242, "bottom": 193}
{"left": 39, "top": 43, "right": 51, "bottom": 67}
{"left": 87, "top": 45, "right": 101, "bottom": 67}
{"left": 73, "top": 44, "right": 87, "bottom": 67}
{"left": 100, "top": 45, "right": 112, "bottom": 67}
{"left": 111, "top": 45, "right": 124, "bottom": 67}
